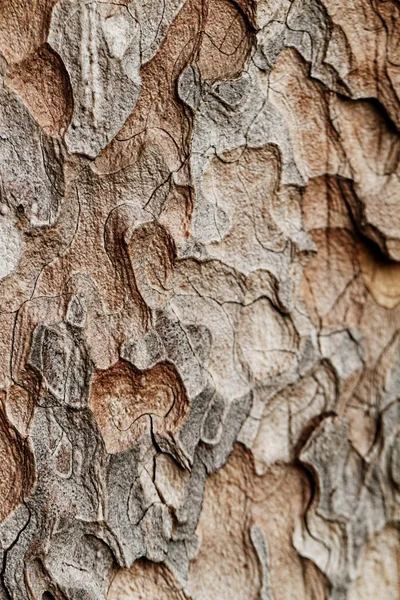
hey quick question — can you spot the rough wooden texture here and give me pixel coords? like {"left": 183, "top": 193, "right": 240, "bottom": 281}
{"left": 0, "top": 0, "right": 399, "bottom": 598}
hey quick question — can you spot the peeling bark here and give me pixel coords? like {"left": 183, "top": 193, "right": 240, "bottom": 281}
{"left": 0, "top": 0, "right": 400, "bottom": 598}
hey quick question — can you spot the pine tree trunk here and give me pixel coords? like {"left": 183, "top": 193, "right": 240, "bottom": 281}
{"left": 0, "top": 0, "right": 399, "bottom": 598}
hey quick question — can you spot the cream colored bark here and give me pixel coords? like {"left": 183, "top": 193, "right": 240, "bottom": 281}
{"left": 0, "top": 0, "right": 399, "bottom": 598}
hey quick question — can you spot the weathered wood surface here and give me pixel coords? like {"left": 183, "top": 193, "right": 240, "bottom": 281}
{"left": 0, "top": 0, "right": 399, "bottom": 598}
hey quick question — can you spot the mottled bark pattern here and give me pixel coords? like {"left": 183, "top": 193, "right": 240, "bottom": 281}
{"left": 0, "top": 0, "right": 399, "bottom": 598}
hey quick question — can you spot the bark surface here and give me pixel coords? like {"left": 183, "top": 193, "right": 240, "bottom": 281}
{"left": 0, "top": 0, "right": 399, "bottom": 598}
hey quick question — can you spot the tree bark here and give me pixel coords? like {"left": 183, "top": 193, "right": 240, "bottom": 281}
{"left": 0, "top": 0, "right": 399, "bottom": 598}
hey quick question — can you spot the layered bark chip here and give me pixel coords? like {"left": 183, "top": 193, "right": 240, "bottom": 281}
{"left": 0, "top": 0, "right": 399, "bottom": 598}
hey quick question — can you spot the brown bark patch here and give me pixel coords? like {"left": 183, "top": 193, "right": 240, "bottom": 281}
{"left": 6, "top": 45, "right": 72, "bottom": 137}
{"left": 89, "top": 360, "right": 188, "bottom": 453}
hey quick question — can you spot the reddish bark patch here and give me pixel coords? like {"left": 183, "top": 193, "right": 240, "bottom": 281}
{"left": 89, "top": 360, "right": 188, "bottom": 453}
